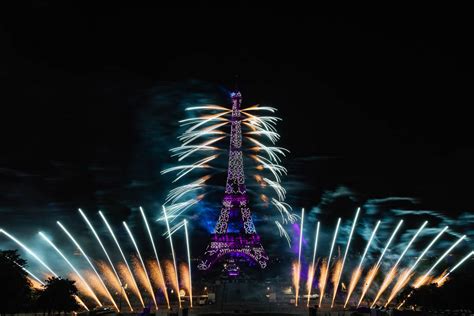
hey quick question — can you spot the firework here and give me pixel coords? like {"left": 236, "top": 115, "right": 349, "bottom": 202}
{"left": 184, "top": 220, "right": 193, "bottom": 308}
{"left": 371, "top": 221, "right": 428, "bottom": 307}
{"left": 39, "top": 232, "right": 102, "bottom": 307}
{"left": 384, "top": 225, "right": 448, "bottom": 306}
{"left": 331, "top": 258, "right": 343, "bottom": 306}
{"left": 99, "top": 211, "right": 145, "bottom": 307}
{"left": 306, "top": 221, "right": 320, "bottom": 307}
{"left": 162, "top": 205, "right": 182, "bottom": 308}
{"left": 57, "top": 221, "right": 119, "bottom": 311}
{"left": 414, "top": 234, "right": 466, "bottom": 288}
{"left": 331, "top": 208, "right": 360, "bottom": 308}
{"left": 140, "top": 207, "right": 169, "bottom": 308}
{"left": 147, "top": 260, "right": 167, "bottom": 306}
{"left": 117, "top": 262, "right": 141, "bottom": 305}
{"left": 79, "top": 209, "right": 133, "bottom": 311}
{"left": 123, "top": 222, "right": 157, "bottom": 309}
{"left": 437, "top": 251, "right": 474, "bottom": 285}
{"left": 357, "top": 220, "right": 403, "bottom": 307}
{"left": 344, "top": 220, "right": 381, "bottom": 308}
{"left": 319, "top": 218, "right": 341, "bottom": 307}
{"left": 294, "top": 208, "right": 305, "bottom": 306}
{"left": 164, "top": 260, "right": 180, "bottom": 296}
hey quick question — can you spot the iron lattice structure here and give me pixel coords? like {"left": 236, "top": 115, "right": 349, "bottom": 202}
{"left": 198, "top": 91, "right": 269, "bottom": 270}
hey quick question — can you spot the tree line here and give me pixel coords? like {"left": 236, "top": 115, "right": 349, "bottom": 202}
{"left": 0, "top": 250, "right": 79, "bottom": 315}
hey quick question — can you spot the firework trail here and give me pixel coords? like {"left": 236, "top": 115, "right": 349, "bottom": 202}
{"left": 84, "top": 270, "right": 111, "bottom": 302}
{"left": 124, "top": 223, "right": 158, "bottom": 310}
{"left": 39, "top": 232, "right": 102, "bottom": 307}
{"left": 140, "top": 207, "right": 170, "bottom": 308}
{"left": 164, "top": 260, "right": 180, "bottom": 296}
{"left": 306, "top": 221, "right": 320, "bottom": 307}
{"left": 414, "top": 234, "right": 466, "bottom": 288}
{"left": 384, "top": 225, "right": 448, "bottom": 307}
{"left": 57, "top": 221, "right": 119, "bottom": 311}
{"left": 162, "top": 205, "right": 182, "bottom": 308}
{"left": 371, "top": 221, "right": 428, "bottom": 307}
{"left": 436, "top": 251, "right": 474, "bottom": 285}
{"left": 386, "top": 269, "right": 414, "bottom": 306}
{"left": 184, "top": 220, "right": 193, "bottom": 308}
{"left": 0, "top": 229, "right": 58, "bottom": 277}
{"left": 99, "top": 211, "right": 145, "bottom": 308}
{"left": 117, "top": 262, "right": 141, "bottom": 305}
{"left": 357, "top": 220, "right": 403, "bottom": 307}
{"left": 432, "top": 269, "right": 448, "bottom": 287}
{"left": 131, "top": 256, "right": 156, "bottom": 308}
{"left": 295, "top": 208, "right": 305, "bottom": 306}
{"left": 147, "top": 259, "right": 168, "bottom": 306}
{"left": 344, "top": 220, "right": 381, "bottom": 308}
{"left": 331, "top": 208, "right": 360, "bottom": 308}
{"left": 318, "top": 259, "right": 329, "bottom": 307}
{"left": 319, "top": 218, "right": 341, "bottom": 307}
{"left": 97, "top": 261, "right": 121, "bottom": 293}
{"left": 75, "top": 296, "right": 90, "bottom": 311}
{"left": 79, "top": 209, "right": 133, "bottom": 311}
{"left": 331, "top": 258, "right": 343, "bottom": 306}
{"left": 161, "top": 95, "right": 293, "bottom": 239}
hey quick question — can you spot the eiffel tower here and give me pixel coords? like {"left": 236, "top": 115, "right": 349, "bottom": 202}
{"left": 197, "top": 91, "right": 269, "bottom": 271}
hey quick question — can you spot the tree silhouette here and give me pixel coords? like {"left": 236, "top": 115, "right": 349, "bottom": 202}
{"left": 0, "top": 249, "right": 33, "bottom": 315}
{"left": 37, "top": 277, "right": 79, "bottom": 315}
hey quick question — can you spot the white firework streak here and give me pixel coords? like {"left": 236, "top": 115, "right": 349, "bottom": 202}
{"left": 245, "top": 130, "right": 280, "bottom": 144}
{"left": 247, "top": 136, "right": 289, "bottom": 163}
{"left": 158, "top": 198, "right": 201, "bottom": 222}
{"left": 165, "top": 176, "right": 210, "bottom": 204}
{"left": 275, "top": 221, "right": 292, "bottom": 247}
{"left": 171, "top": 137, "right": 225, "bottom": 161}
{"left": 161, "top": 98, "right": 294, "bottom": 235}
{"left": 271, "top": 198, "right": 296, "bottom": 223}
{"left": 251, "top": 154, "right": 287, "bottom": 182}
{"left": 185, "top": 104, "right": 230, "bottom": 111}
{"left": 179, "top": 111, "right": 230, "bottom": 133}
{"left": 241, "top": 104, "right": 278, "bottom": 113}
{"left": 242, "top": 114, "right": 280, "bottom": 132}
{"left": 162, "top": 220, "right": 187, "bottom": 239}
{"left": 161, "top": 154, "right": 218, "bottom": 183}
{"left": 179, "top": 122, "right": 228, "bottom": 145}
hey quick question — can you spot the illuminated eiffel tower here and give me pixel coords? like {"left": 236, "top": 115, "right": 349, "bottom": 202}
{"left": 198, "top": 91, "right": 269, "bottom": 271}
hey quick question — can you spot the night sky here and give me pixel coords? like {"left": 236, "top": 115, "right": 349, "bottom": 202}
{"left": 1, "top": 4, "right": 473, "bottom": 274}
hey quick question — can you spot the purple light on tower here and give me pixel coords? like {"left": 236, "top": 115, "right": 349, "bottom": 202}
{"left": 198, "top": 91, "right": 269, "bottom": 272}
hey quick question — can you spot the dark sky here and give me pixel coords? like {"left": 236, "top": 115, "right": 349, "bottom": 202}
{"left": 1, "top": 4, "right": 473, "bottom": 272}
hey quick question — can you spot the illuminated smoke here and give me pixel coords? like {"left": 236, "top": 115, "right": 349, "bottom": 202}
{"left": 371, "top": 267, "right": 398, "bottom": 307}
{"left": 75, "top": 295, "right": 90, "bottom": 311}
{"left": 28, "top": 277, "right": 43, "bottom": 290}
